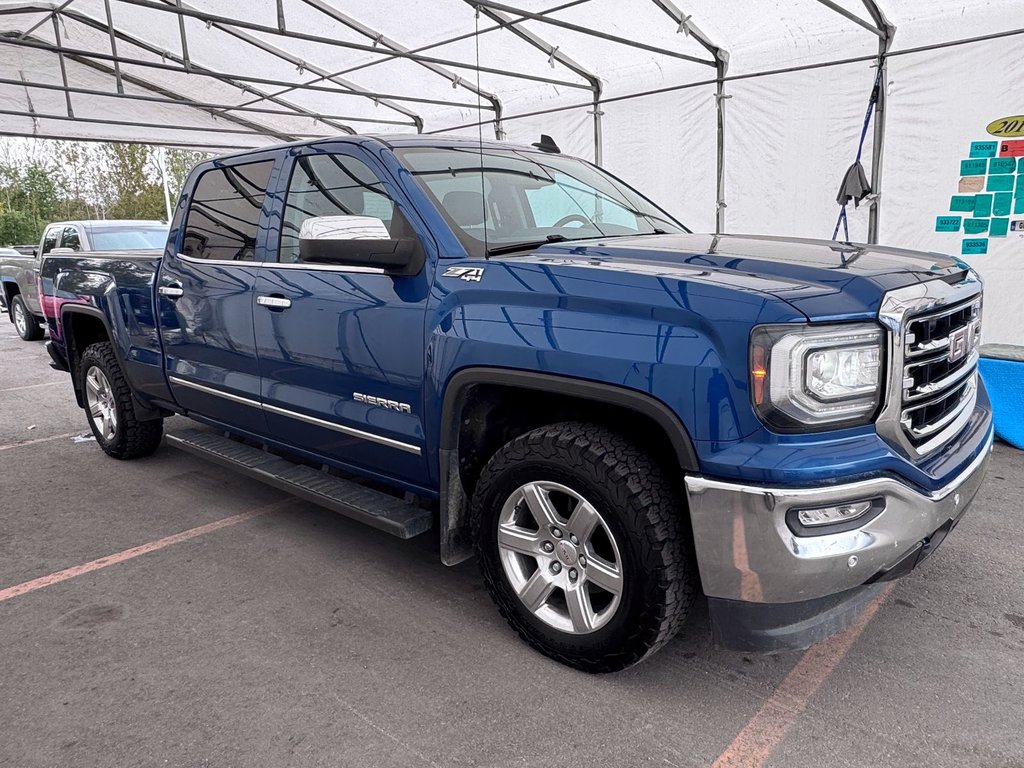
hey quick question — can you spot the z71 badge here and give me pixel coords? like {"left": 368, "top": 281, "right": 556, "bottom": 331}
{"left": 442, "top": 266, "right": 485, "bottom": 282}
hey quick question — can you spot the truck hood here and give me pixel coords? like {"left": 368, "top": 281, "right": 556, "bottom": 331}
{"left": 506, "top": 233, "right": 970, "bottom": 320}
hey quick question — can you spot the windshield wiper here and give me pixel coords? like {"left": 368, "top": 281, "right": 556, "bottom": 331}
{"left": 486, "top": 234, "right": 570, "bottom": 257}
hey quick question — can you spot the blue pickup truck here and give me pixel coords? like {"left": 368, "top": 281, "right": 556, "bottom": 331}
{"left": 40, "top": 135, "right": 993, "bottom": 671}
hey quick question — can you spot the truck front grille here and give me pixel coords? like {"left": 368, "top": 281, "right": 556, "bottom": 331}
{"left": 899, "top": 297, "right": 981, "bottom": 447}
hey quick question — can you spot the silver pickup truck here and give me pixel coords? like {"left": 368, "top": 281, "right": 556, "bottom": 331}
{"left": 1, "top": 219, "right": 167, "bottom": 341}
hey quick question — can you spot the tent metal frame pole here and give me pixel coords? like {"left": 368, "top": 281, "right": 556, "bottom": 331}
{"left": 861, "top": 0, "right": 895, "bottom": 244}
{"left": 228, "top": 0, "right": 589, "bottom": 134}
{"left": 44, "top": 11, "right": 356, "bottom": 136}
{"left": 0, "top": 107, "right": 336, "bottom": 137}
{"left": 0, "top": 129, "right": 259, "bottom": 151}
{"left": 0, "top": 75, "right": 418, "bottom": 126}
{"left": 0, "top": 33, "right": 487, "bottom": 113}
{"left": 49, "top": 14, "right": 74, "bottom": 117}
{"left": 174, "top": 0, "right": 190, "bottom": 71}
{"left": 157, "top": 0, "right": 424, "bottom": 132}
{"left": 112, "top": 0, "right": 590, "bottom": 91}
{"left": 16, "top": 0, "right": 76, "bottom": 39}
{"left": 815, "top": 0, "right": 885, "bottom": 37}
{"left": 649, "top": 0, "right": 729, "bottom": 233}
{"left": 471, "top": 0, "right": 717, "bottom": 66}
{"left": 430, "top": 24, "right": 1024, "bottom": 134}
{"left": 473, "top": 3, "right": 604, "bottom": 163}
{"left": 297, "top": 0, "right": 507, "bottom": 139}
{"left": 10, "top": 24, "right": 324, "bottom": 139}
{"left": 101, "top": 0, "right": 123, "bottom": 93}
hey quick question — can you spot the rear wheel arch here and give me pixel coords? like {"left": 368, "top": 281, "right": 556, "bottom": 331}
{"left": 438, "top": 368, "right": 699, "bottom": 565}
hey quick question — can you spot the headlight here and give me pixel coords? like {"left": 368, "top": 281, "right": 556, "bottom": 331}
{"left": 750, "top": 323, "right": 885, "bottom": 431}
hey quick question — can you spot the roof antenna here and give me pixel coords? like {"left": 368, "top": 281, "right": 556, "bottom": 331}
{"left": 532, "top": 135, "right": 561, "bottom": 154}
{"left": 474, "top": 6, "right": 489, "bottom": 258}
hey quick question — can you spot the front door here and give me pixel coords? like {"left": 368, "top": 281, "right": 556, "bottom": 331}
{"left": 157, "top": 155, "right": 278, "bottom": 435}
{"left": 253, "top": 145, "right": 434, "bottom": 488}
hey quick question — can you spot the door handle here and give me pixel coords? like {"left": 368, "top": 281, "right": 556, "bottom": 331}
{"left": 158, "top": 284, "right": 184, "bottom": 298}
{"left": 256, "top": 295, "right": 292, "bottom": 310}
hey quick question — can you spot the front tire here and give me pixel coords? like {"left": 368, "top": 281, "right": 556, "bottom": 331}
{"left": 471, "top": 422, "right": 695, "bottom": 672}
{"left": 80, "top": 342, "right": 163, "bottom": 459}
{"left": 11, "top": 295, "right": 43, "bottom": 341}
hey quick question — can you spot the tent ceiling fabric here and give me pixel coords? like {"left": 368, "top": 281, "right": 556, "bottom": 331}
{"left": 0, "top": 0, "right": 1003, "bottom": 149}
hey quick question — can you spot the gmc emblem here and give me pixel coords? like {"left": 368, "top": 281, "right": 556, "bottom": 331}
{"left": 947, "top": 322, "right": 976, "bottom": 364}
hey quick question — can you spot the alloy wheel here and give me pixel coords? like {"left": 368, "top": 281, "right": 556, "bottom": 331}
{"left": 85, "top": 366, "right": 118, "bottom": 442}
{"left": 497, "top": 480, "right": 624, "bottom": 634}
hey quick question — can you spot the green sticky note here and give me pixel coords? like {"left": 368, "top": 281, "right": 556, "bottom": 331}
{"left": 971, "top": 141, "right": 999, "bottom": 157}
{"left": 964, "top": 218, "right": 989, "bottom": 234}
{"left": 987, "top": 175, "right": 1014, "bottom": 192}
{"left": 990, "top": 218, "right": 1009, "bottom": 237}
{"left": 1016, "top": 196, "right": 1024, "bottom": 215}
{"left": 961, "top": 158, "right": 988, "bottom": 176}
{"left": 936, "top": 215, "right": 962, "bottom": 232}
{"left": 950, "top": 195, "right": 975, "bottom": 211}
{"left": 962, "top": 238, "right": 988, "bottom": 255}
{"left": 994, "top": 192, "right": 1013, "bottom": 216}
{"left": 974, "top": 194, "right": 993, "bottom": 217}
{"left": 990, "top": 157, "right": 1016, "bottom": 174}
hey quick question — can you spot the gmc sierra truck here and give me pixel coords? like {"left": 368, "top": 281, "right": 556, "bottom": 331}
{"left": 40, "top": 135, "right": 992, "bottom": 672}
{"left": 1, "top": 219, "right": 167, "bottom": 341}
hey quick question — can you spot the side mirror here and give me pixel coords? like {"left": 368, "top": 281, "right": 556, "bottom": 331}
{"left": 298, "top": 215, "right": 422, "bottom": 274}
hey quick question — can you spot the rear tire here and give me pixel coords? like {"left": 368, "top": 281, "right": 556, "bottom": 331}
{"left": 471, "top": 421, "right": 695, "bottom": 672}
{"left": 11, "top": 295, "right": 43, "bottom": 341}
{"left": 80, "top": 342, "right": 163, "bottom": 459}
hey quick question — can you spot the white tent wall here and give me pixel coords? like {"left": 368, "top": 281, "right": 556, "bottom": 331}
{"left": 599, "top": 86, "right": 718, "bottom": 233}
{"left": 883, "top": 34, "right": 1024, "bottom": 345}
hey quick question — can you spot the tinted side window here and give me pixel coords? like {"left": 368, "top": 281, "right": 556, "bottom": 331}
{"left": 41, "top": 228, "right": 60, "bottom": 255}
{"left": 181, "top": 160, "right": 274, "bottom": 262}
{"left": 280, "top": 153, "right": 401, "bottom": 264}
{"left": 61, "top": 226, "right": 81, "bottom": 251}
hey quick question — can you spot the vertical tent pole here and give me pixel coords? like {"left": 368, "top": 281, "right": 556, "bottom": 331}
{"left": 715, "top": 54, "right": 728, "bottom": 235}
{"left": 157, "top": 147, "right": 173, "bottom": 223}
{"left": 862, "top": 1, "right": 895, "bottom": 244}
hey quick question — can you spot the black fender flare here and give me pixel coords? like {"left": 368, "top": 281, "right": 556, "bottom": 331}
{"left": 61, "top": 305, "right": 164, "bottom": 421}
{"left": 437, "top": 367, "right": 699, "bottom": 565}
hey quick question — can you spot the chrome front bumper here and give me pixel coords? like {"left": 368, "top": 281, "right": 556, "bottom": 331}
{"left": 684, "top": 430, "right": 994, "bottom": 604}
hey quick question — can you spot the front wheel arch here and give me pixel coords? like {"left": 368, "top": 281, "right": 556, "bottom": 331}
{"left": 437, "top": 368, "right": 699, "bottom": 565}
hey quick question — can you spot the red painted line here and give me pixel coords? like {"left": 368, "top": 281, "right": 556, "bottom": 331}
{"left": 0, "top": 431, "right": 80, "bottom": 452}
{"left": 0, "top": 503, "right": 285, "bottom": 604}
{"left": 710, "top": 583, "right": 896, "bottom": 768}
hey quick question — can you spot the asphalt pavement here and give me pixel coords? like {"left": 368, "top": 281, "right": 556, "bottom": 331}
{"left": 1, "top": 325, "right": 1022, "bottom": 768}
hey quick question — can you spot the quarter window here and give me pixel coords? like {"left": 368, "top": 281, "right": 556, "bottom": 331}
{"left": 181, "top": 160, "right": 274, "bottom": 262}
{"left": 280, "top": 153, "right": 406, "bottom": 264}
{"left": 41, "top": 227, "right": 60, "bottom": 255}
{"left": 61, "top": 226, "right": 81, "bottom": 251}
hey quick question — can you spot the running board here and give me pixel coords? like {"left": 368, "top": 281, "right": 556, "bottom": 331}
{"left": 165, "top": 428, "right": 433, "bottom": 539}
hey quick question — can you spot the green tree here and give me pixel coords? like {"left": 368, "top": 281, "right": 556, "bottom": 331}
{"left": 0, "top": 210, "right": 37, "bottom": 245}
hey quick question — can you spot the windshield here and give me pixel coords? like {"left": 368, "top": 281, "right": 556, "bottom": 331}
{"left": 397, "top": 147, "right": 686, "bottom": 257}
{"left": 88, "top": 226, "right": 168, "bottom": 251}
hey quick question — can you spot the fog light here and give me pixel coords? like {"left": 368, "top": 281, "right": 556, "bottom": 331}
{"left": 796, "top": 500, "right": 872, "bottom": 528}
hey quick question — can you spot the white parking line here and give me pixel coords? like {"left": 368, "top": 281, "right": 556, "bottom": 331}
{"left": 0, "top": 381, "right": 64, "bottom": 393}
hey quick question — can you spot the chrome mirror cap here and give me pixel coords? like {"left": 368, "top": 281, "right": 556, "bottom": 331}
{"left": 298, "top": 215, "right": 389, "bottom": 242}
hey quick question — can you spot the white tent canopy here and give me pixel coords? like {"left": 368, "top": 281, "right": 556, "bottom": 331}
{"left": 0, "top": 0, "right": 1020, "bottom": 341}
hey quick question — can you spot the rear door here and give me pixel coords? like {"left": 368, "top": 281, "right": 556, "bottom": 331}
{"left": 253, "top": 145, "right": 435, "bottom": 488}
{"left": 157, "top": 154, "right": 280, "bottom": 435}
